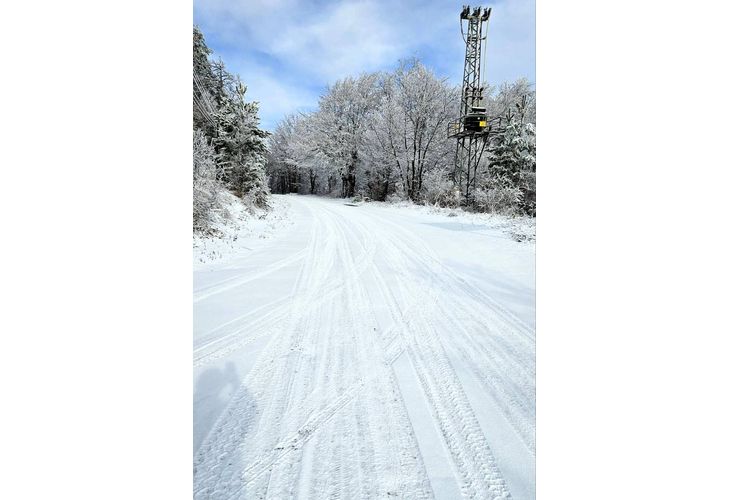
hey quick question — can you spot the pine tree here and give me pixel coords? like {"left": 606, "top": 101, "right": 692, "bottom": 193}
{"left": 488, "top": 110, "right": 524, "bottom": 187}
{"left": 485, "top": 94, "right": 536, "bottom": 215}
{"left": 212, "top": 80, "right": 270, "bottom": 206}
{"left": 518, "top": 121, "right": 536, "bottom": 216}
{"left": 193, "top": 26, "right": 216, "bottom": 134}
{"left": 192, "top": 26, "right": 270, "bottom": 225}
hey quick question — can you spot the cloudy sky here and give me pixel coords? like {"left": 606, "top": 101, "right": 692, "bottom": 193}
{"left": 194, "top": 0, "right": 535, "bottom": 131}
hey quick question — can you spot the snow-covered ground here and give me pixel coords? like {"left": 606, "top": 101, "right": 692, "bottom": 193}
{"left": 193, "top": 194, "right": 535, "bottom": 499}
{"left": 380, "top": 199, "right": 536, "bottom": 244}
{"left": 193, "top": 192, "right": 295, "bottom": 266}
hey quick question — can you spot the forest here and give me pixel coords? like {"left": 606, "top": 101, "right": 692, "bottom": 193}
{"left": 266, "top": 60, "right": 536, "bottom": 216}
{"left": 193, "top": 25, "right": 536, "bottom": 237}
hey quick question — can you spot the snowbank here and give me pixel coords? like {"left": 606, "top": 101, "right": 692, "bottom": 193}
{"left": 193, "top": 192, "right": 293, "bottom": 266}
{"left": 374, "top": 199, "right": 536, "bottom": 243}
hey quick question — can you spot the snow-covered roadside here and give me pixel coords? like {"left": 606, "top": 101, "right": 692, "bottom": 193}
{"left": 193, "top": 192, "right": 294, "bottom": 267}
{"left": 370, "top": 199, "right": 536, "bottom": 243}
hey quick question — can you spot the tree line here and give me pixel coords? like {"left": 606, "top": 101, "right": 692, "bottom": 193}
{"left": 266, "top": 60, "right": 536, "bottom": 216}
{"left": 193, "top": 26, "right": 269, "bottom": 233}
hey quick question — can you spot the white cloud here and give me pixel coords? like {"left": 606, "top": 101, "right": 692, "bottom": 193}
{"left": 240, "top": 66, "right": 319, "bottom": 131}
{"left": 268, "top": 1, "right": 405, "bottom": 81}
{"left": 194, "top": 0, "right": 536, "bottom": 129}
{"left": 211, "top": 51, "right": 321, "bottom": 131}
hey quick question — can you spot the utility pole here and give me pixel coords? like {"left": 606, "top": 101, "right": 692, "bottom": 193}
{"left": 448, "top": 5, "right": 492, "bottom": 205}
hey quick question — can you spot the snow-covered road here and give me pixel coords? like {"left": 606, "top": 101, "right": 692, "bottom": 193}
{"left": 193, "top": 195, "right": 535, "bottom": 499}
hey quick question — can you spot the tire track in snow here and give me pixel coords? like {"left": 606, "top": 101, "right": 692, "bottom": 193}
{"left": 386, "top": 249, "right": 535, "bottom": 453}
{"left": 193, "top": 247, "right": 308, "bottom": 303}
{"left": 258, "top": 201, "right": 381, "bottom": 498}
{"left": 242, "top": 358, "right": 363, "bottom": 487}
{"left": 299, "top": 201, "right": 433, "bottom": 499}
{"left": 194, "top": 208, "right": 333, "bottom": 499}
{"left": 245, "top": 209, "right": 339, "bottom": 498}
{"left": 314, "top": 200, "right": 515, "bottom": 498}
{"left": 335, "top": 202, "right": 510, "bottom": 498}
{"left": 364, "top": 208, "right": 536, "bottom": 456}
{"left": 369, "top": 241, "right": 511, "bottom": 499}
{"left": 194, "top": 197, "right": 532, "bottom": 499}
{"left": 194, "top": 294, "right": 292, "bottom": 350}
{"left": 193, "top": 213, "right": 377, "bottom": 370}
{"left": 330, "top": 204, "right": 413, "bottom": 499}
{"left": 372, "top": 210, "right": 535, "bottom": 344}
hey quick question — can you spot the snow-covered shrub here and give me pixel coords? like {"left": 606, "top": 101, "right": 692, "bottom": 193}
{"left": 421, "top": 168, "right": 461, "bottom": 208}
{"left": 472, "top": 184, "right": 523, "bottom": 216}
{"left": 242, "top": 181, "right": 270, "bottom": 209}
{"left": 234, "top": 152, "right": 270, "bottom": 210}
{"left": 519, "top": 170, "right": 536, "bottom": 216}
{"left": 193, "top": 130, "right": 223, "bottom": 232}
{"left": 385, "top": 182, "right": 408, "bottom": 203}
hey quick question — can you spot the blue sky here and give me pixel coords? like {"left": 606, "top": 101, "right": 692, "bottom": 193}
{"left": 194, "top": 0, "right": 535, "bottom": 131}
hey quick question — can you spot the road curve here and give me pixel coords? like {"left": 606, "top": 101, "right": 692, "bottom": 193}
{"left": 193, "top": 195, "right": 535, "bottom": 500}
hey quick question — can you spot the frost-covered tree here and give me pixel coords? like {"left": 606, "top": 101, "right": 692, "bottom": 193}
{"left": 192, "top": 26, "right": 270, "bottom": 233}
{"left": 266, "top": 63, "right": 460, "bottom": 201}
{"left": 266, "top": 113, "right": 332, "bottom": 195}
{"left": 193, "top": 130, "right": 223, "bottom": 231}
{"left": 267, "top": 114, "right": 303, "bottom": 194}
{"left": 481, "top": 93, "right": 536, "bottom": 215}
{"left": 394, "top": 60, "right": 458, "bottom": 200}
{"left": 213, "top": 79, "right": 269, "bottom": 205}
{"left": 264, "top": 56, "right": 535, "bottom": 215}
{"left": 290, "top": 114, "right": 331, "bottom": 194}
{"left": 267, "top": 62, "right": 459, "bottom": 203}
{"left": 193, "top": 26, "right": 217, "bottom": 135}
{"left": 363, "top": 60, "right": 459, "bottom": 202}
{"left": 487, "top": 111, "right": 523, "bottom": 186}
{"left": 488, "top": 78, "right": 535, "bottom": 125}
{"left": 311, "top": 73, "right": 380, "bottom": 198}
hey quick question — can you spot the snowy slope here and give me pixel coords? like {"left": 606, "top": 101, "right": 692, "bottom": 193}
{"left": 193, "top": 192, "right": 295, "bottom": 266}
{"left": 193, "top": 194, "right": 535, "bottom": 499}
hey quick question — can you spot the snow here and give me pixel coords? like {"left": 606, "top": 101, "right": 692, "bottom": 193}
{"left": 193, "top": 192, "right": 295, "bottom": 266}
{"left": 194, "top": 194, "right": 535, "bottom": 499}
{"left": 379, "top": 199, "right": 536, "bottom": 244}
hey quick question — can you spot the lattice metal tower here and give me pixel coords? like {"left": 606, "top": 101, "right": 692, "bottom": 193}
{"left": 448, "top": 5, "right": 492, "bottom": 204}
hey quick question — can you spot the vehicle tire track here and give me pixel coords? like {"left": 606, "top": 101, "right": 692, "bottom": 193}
{"left": 194, "top": 197, "right": 532, "bottom": 499}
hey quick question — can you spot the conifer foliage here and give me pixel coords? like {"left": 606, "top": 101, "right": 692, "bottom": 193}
{"left": 480, "top": 88, "right": 536, "bottom": 215}
{"left": 193, "top": 26, "right": 270, "bottom": 233}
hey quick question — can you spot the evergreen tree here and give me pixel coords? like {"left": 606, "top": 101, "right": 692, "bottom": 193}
{"left": 193, "top": 26, "right": 216, "bottom": 134}
{"left": 213, "top": 79, "right": 270, "bottom": 206}
{"left": 488, "top": 111, "right": 524, "bottom": 187}
{"left": 485, "top": 94, "right": 536, "bottom": 215}
{"left": 192, "top": 25, "right": 270, "bottom": 228}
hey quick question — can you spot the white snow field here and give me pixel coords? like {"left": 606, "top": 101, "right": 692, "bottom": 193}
{"left": 193, "top": 194, "right": 535, "bottom": 500}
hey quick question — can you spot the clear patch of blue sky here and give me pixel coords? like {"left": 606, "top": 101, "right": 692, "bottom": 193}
{"left": 194, "top": 0, "right": 535, "bottom": 131}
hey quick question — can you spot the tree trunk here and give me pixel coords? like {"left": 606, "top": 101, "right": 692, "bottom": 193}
{"left": 309, "top": 170, "right": 317, "bottom": 194}
{"left": 342, "top": 151, "right": 357, "bottom": 198}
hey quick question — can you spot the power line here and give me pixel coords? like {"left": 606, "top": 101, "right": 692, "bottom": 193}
{"left": 193, "top": 72, "right": 216, "bottom": 115}
{"left": 194, "top": 94, "right": 214, "bottom": 124}
{"left": 480, "top": 18, "right": 491, "bottom": 91}
{"left": 193, "top": 71, "right": 219, "bottom": 126}
{"left": 193, "top": 92, "right": 212, "bottom": 120}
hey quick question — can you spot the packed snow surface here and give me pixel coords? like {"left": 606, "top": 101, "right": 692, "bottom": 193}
{"left": 193, "top": 194, "right": 535, "bottom": 499}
